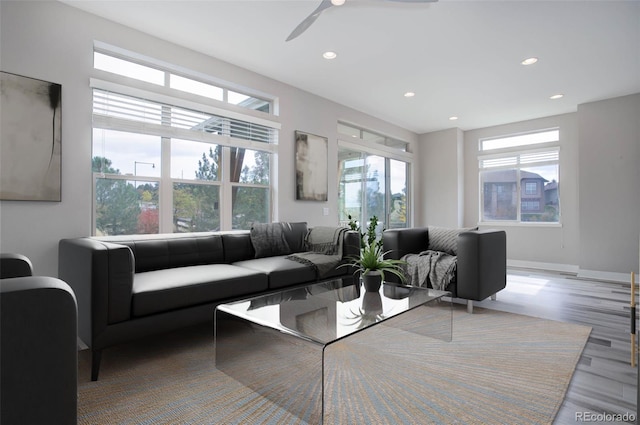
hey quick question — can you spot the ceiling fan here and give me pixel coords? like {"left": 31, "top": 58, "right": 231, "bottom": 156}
{"left": 286, "top": 0, "right": 438, "bottom": 42}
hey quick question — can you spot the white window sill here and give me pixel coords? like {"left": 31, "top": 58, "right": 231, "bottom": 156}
{"left": 478, "top": 221, "right": 562, "bottom": 228}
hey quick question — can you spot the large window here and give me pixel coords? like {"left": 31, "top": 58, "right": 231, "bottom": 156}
{"left": 338, "top": 124, "right": 411, "bottom": 235}
{"left": 92, "top": 47, "right": 278, "bottom": 235}
{"left": 479, "top": 129, "right": 560, "bottom": 224}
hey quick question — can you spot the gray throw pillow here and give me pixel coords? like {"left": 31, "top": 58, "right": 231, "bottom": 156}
{"left": 427, "top": 226, "right": 477, "bottom": 256}
{"left": 250, "top": 223, "right": 291, "bottom": 258}
{"left": 282, "top": 222, "right": 308, "bottom": 253}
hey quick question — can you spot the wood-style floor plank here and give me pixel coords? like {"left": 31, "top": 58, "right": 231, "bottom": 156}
{"left": 472, "top": 268, "right": 638, "bottom": 424}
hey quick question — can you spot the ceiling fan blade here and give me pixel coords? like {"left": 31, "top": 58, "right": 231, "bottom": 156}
{"left": 286, "top": 0, "right": 335, "bottom": 42}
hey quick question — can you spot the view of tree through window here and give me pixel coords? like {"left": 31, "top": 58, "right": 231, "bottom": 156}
{"left": 92, "top": 144, "right": 269, "bottom": 235}
{"left": 338, "top": 148, "right": 409, "bottom": 235}
{"left": 388, "top": 159, "right": 408, "bottom": 229}
{"left": 92, "top": 48, "right": 276, "bottom": 235}
{"left": 92, "top": 157, "right": 157, "bottom": 235}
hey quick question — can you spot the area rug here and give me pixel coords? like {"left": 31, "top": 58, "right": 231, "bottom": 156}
{"left": 77, "top": 305, "right": 591, "bottom": 424}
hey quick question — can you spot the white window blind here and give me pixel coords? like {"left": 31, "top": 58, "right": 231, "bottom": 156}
{"left": 93, "top": 89, "right": 275, "bottom": 145}
{"left": 479, "top": 147, "right": 560, "bottom": 170}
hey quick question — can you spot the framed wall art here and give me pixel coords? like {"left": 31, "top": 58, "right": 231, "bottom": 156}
{"left": 295, "top": 130, "right": 328, "bottom": 201}
{"left": 0, "top": 71, "right": 62, "bottom": 201}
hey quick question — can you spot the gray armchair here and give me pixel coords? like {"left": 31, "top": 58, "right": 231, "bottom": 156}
{"left": 1, "top": 253, "right": 78, "bottom": 425}
{"left": 383, "top": 227, "right": 507, "bottom": 313}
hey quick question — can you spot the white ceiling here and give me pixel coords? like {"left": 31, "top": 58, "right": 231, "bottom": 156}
{"left": 61, "top": 0, "right": 640, "bottom": 134}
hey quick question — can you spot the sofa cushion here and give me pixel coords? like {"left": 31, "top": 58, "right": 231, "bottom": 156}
{"left": 232, "top": 256, "right": 316, "bottom": 289}
{"left": 118, "top": 234, "right": 224, "bottom": 272}
{"left": 250, "top": 223, "right": 291, "bottom": 258}
{"left": 428, "top": 226, "right": 477, "bottom": 256}
{"left": 121, "top": 239, "right": 169, "bottom": 273}
{"left": 222, "top": 233, "right": 254, "bottom": 263}
{"left": 131, "top": 264, "right": 268, "bottom": 317}
{"left": 166, "top": 236, "right": 225, "bottom": 268}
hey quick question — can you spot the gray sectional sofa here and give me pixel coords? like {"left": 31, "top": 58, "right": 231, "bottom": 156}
{"left": 383, "top": 226, "right": 507, "bottom": 313}
{"left": 58, "top": 222, "right": 359, "bottom": 381}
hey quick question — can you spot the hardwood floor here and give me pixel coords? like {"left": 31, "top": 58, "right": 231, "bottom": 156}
{"left": 472, "top": 268, "right": 637, "bottom": 424}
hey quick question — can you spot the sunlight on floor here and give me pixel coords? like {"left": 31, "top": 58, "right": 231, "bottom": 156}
{"left": 506, "top": 274, "right": 551, "bottom": 296}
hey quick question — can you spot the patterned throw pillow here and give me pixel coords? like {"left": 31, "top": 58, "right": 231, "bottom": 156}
{"left": 250, "top": 223, "right": 291, "bottom": 258}
{"left": 427, "top": 226, "right": 477, "bottom": 256}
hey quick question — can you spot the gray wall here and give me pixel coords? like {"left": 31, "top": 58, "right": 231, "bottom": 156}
{"left": 418, "top": 128, "right": 464, "bottom": 228}
{"left": 0, "top": 1, "right": 416, "bottom": 276}
{"left": 1, "top": 1, "right": 638, "bottom": 280}
{"left": 462, "top": 113, "right": 581, "bottom": 272}
{"left": 577, "top": 93, "right": 640, "bottom": 277}
{"left": 418, "top": 96, "right": 639, "bottom": 279}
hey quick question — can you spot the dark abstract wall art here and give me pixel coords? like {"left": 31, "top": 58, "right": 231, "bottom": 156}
{"left": 295, "top": 130, "right": 328, "bottom": 201}
{"left": 0, "top": 71, "right": 62, "bottom": 201}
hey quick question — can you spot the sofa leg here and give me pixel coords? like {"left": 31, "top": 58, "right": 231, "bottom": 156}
{"left": 467, "top": 300, "right": 474, "bottom": 314}
{"left": 491, "top": 293, "right": 497, "bottom": 301}
{"left": 91, "top": 349, "right": 102, "bottom": 381}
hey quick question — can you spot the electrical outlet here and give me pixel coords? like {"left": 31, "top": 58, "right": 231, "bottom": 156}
{"left": 323, "top": 207, "right": 329, "bottom": 216}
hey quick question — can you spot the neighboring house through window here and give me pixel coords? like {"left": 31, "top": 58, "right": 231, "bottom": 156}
{"left": 479, "top": 129, "right": 560, "bottom": 224}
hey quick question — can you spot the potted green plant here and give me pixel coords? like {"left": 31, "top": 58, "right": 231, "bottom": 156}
{"left": 341, "top": 215, "right": 406, "bottom": 291}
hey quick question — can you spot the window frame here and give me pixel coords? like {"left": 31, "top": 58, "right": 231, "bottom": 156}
{"left": 478, "top": 129, "right": 561, "bottom": 227}
{"left": 337, "top": 124, "right": 412, "bottom": 233}
{"left": 91, "top": 45, "right": 279, "bottom": 236}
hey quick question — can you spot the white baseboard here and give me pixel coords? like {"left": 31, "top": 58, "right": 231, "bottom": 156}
{"left": 508, "top": 259, "right": 633, "bottom": 283}
{"left": 577, "top": 269, "right": 634, "bottom": 284}
{"left": 507, "top": 259, "right": 579, "bottom": 275}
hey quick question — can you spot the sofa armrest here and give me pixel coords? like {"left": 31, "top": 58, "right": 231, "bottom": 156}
{"left": 342, "top": 230, "right": 361, "bottom": 259}
{"left": 1, "top": 276, "right": 78, "bottom": 425}
{"left": 382, "top": 228, "right": 429, "bottom": 260}
{"left": 0, "top": 253, "right": 34, "bottom": 278}
{"left": 457, "top": 229, "right": 507, "bottom": 301}
{"left": 58, "top": 238, "right": 134, "bottom": 348}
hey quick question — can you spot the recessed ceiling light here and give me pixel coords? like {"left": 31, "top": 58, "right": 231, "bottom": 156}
{"left": 521, "top": 57, "right": 538, "bottom": 66}
{"left": 404, "top": 92, "right": 415, "bottom": 98}
{"left": 449, "top": 116, "right": 459, "bottom": 121}
{"left": 331, "top": 0, "right": 346, "bottom": 5}
{"left": 322, "top": 51, "right": 337, "bottom": 60}
{"left": 550, "top": 94, "right": 564, "bottom": 100}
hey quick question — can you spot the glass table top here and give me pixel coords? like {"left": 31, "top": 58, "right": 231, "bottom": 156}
{"left": 217, "top": 276, "right": 450, "bottom": 345}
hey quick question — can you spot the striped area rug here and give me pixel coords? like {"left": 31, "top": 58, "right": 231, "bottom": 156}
{"left": 78, "top": 305, "right": 591, "bottom": 424}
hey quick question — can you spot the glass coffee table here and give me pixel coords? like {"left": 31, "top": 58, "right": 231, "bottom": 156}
{"left": 214, "top": 277, "right": 451, "bottom": 424}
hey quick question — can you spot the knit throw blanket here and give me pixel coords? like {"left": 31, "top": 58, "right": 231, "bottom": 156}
{"left": 286, "top": 226, "right": 349, "bottom": 278}
{"left": 402, "top": 250, "right": 457, "bottom": 291}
